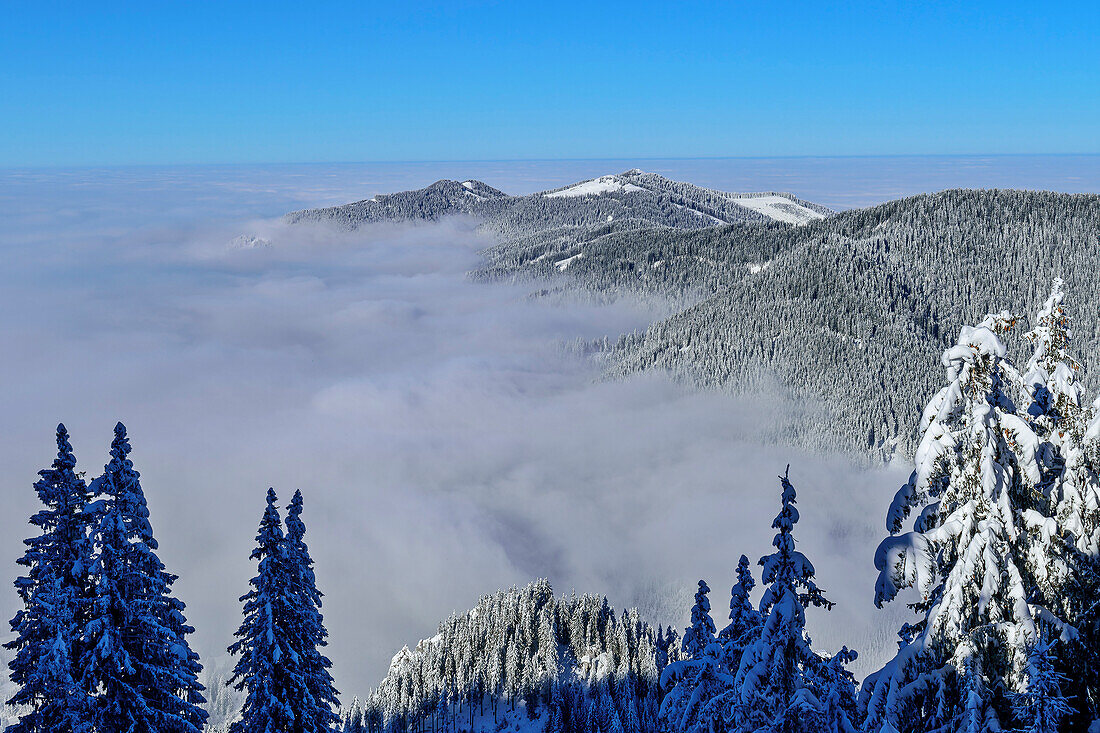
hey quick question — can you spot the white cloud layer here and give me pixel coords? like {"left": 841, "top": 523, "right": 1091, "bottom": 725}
{"left": 0, "top": 167, "right": 912, "bottom": 699}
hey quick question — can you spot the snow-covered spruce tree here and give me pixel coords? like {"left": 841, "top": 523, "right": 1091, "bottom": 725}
{"left": 1016, "top": 280, "right": 1100, "bottom": 728}
{"left": 659, "top": 578, "right": 731, "bottom": 732}
{"left": 661, "top": 555, "right": 764, "bottom": 733}
{"left": 681, "top": 581, "right": 716, "bottom": 660}
{"left": 6, "top": 424, "right": 95, "bottom": 733}
{"left": 665, "top": 627, "right": 683, "bottom": 665}
{"left": 816, "top": 648, "right": 860, "bottom": 733}
{"left": 1011, "top": 638, "right": 1072, "bottom": 733}
{"left": 1017, "top": 281, "right": 1088, "bottom": 619}
{"left": 285, "top": 490, "right": 340, "bottom": 731}
{"left": 343, "top": 697, "right": 365, "bottom": 733}
{"left": 658, "top": 640, "right": 733, "bottom": 733}
{"left": 655, "top": 627, "right": 669, "bottom": 680}
{"left": 81, "top": 422, "right": 207, "bottom": 733}
{"left": 729, "top": 468, "right": 857, "bottom": 733}
{"left": 717, "top": 555, "right": 761, "bottom": 675}
{"left": 228, "top": 488, "right": 306, "bottom": 733}
{"left": 863, "top": 317, "right": 1068, "bottom": 733}
{"left": 1023, "top": 279, "right": 1083, "bottom": 434}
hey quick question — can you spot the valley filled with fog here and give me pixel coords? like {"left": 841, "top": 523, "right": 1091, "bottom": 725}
{"left": 3, "top": 156, "right": 1099, "bottom": 704}
{"left": 0, "top": 162, "right": 923, "bottom": 697}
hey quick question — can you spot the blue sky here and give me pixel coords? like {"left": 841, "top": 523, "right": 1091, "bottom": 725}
{"left": 3, "top": 1, "right": 1098, "bottom": 165}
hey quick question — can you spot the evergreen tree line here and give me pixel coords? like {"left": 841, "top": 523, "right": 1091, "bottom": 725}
{"left": 5, "top": 426, "right": 339, "bottom": 732}
{"left": 347, "top": 580, "right": 662, "bottom": 733}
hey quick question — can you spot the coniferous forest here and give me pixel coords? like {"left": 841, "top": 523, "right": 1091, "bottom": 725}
{"left": 7, "top": 278, "right": 1100, "bottom": 732}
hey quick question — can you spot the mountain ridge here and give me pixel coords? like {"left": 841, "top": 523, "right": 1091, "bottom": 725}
{"left": 283, "top": 179, "right": 1100, "bottom": 460}
{"left": 284, "top": 170, "right": 831, "bottom": 232}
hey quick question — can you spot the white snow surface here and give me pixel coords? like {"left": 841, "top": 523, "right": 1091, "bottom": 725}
{"left": 727, "top": 195, "right": 825, "bottom": 225}
{"left": 545, "top": 175, "right": 645, "bottom": 198}
{"left": 542, "top": 172, "right": 825, "bottom": 225}
{"left": 555, "top": 253, "right": 585, "bottom": 271}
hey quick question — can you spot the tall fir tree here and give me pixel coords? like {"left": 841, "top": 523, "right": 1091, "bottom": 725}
{"left": 229, "top": 488, "right": 307, "bottom": 733}
{"left": 863, "top": 317, "right": 1067, "bottom": 733}
{"left": 1021, "top": 281, "right": 1100, "bottom": 731}
{"left": 284, "top": 490, "right": 340, "bottom": 732}
{"left": 730, "top": 468, "right": 855, "bottom": 733}
{"left": 681, "top": 581, "right": 715, "bottom": 660}
{"left": 6, "top": 424, "right": 95, "bottom": 733}
{"left": 80, "top": 422, "right": 208, "bottom": 733}
{"left": 1023, "top": 278, "right": 1082, "bottom": 436}
{"left": 658, "top": 640, "right": 732, "bottom": 733}
{"left": 665, "top": 627, "right": 682, "bottom": 665}
{"left": 1019, "top": 280, "right": 1087, "bottom": 623}
{"left": 344, "top": 698, "right": 365, "bottom": 733}
{"left": 660, "top": 556, "right": 767, "bottom": 733}
{"left": 717, "top": 555, "right": 761, "bottom": 675}
{"left": 660, "top": 582, "right": 723, "bottom": 730}
{"left": 655, "top": 626, "right": 669, "bottom": 680}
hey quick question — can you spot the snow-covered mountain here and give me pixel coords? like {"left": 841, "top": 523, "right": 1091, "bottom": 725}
{"left": 284, "top": 169, "right": 830, "bottom": 234}
{"left": 286, "top": 179, "right": 1100, "bottom": 462}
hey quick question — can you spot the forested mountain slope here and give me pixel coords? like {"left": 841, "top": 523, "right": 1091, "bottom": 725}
{"left": 493, "top": 189, "right": 1100, "bottom": 458}
{"left": 284, "top": 170, "right": 829, "bottom": 238}
{"left": 288, "top": 179, "right": 1100, "bottom": 459}
{"left": 343, "top": 580, "right": 662, "bottom": 733}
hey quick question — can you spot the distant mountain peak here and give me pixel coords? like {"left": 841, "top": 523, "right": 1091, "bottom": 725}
{"left": 285, "top": 171, "right": 831, "bottom": 231}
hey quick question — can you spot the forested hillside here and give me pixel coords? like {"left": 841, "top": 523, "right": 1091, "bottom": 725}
{"left": 289, "top": 176, "right": 1100, "bottom": 459}
{"left": 342, "top": 580, "right": 664, "bottom": 733}
{"left": 479, "top": 189, "right": 1100, "bottom": 459}
{"left": 284, "top": 170, "right": 828, "bottom": 237}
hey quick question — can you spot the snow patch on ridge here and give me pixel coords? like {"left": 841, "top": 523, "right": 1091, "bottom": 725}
{"left": 728, "top": 195, "right": 825, "bottom": 225}
{"left": 555, "top": 253, "right": 585, "bottom": 271}
{"left": 545, "top": 175, "right": 645, "bottom": 198}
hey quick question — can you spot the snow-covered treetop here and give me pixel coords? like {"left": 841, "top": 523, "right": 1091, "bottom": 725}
{"left": 1026, "top": 278, "right": 1077, "bottom": 375}
{"left": 759, "top": 467, "right": 831, "bottom": 614}
{"left": 1024, "top": 278, "right": 1084, "bottom": 424}
{"left": 682, "top": 580, "right": 716, "bottom": 659}
{"left": 54, "top": 422, "right": 77, "bottom": 471}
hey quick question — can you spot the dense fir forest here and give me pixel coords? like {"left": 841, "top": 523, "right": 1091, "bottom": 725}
{"left": 342, "top": 580, "right": 663, "bottom": 733}
{"left": 477, "top": 189, "right": 1100, "bottom": 459}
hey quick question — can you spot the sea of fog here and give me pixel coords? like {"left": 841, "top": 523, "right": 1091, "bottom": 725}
{"left": 2, "top": 155, "right": 1097, "bottom": 697}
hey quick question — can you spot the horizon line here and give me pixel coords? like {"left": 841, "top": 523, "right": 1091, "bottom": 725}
{"left": 3, "top": 151, "right": 1100, "bottom": 171}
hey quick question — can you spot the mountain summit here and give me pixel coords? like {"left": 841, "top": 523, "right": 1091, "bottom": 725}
{"left": 285, "top": 170, "right": 830, "bottom": 232}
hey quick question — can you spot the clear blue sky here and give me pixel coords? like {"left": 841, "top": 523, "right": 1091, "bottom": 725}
{"left": 3, "top": 1, "right": 1098, "bottom": 166}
